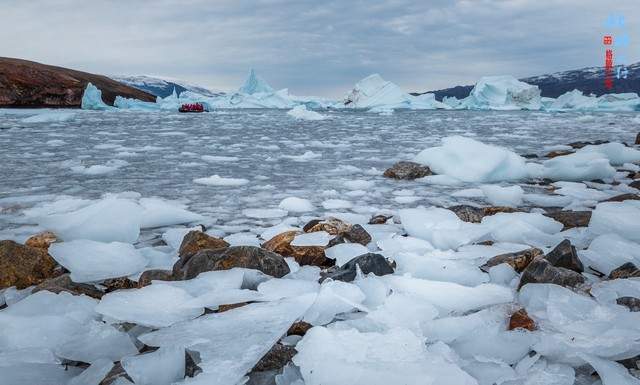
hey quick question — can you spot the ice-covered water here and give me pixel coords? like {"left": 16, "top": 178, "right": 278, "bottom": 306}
{"left": 1, "top": 109, "right": 639, "bottom": 239}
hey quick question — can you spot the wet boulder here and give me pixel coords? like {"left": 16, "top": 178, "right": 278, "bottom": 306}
{"left": 327, "top": 224, "right": 372, "bottom": 247}
{"left": 544, "top": 150, "right": 574, "bottom": 158}
{"left": 262, "top": 231, "right": 330, "bottom": 267}
{"left": 137, "top": 269, "right": 174, "bottom": 288}
{"left": 33, "top": 273, "right": 104, "bottom": 299}
{"left": 251, "top": 343, "right": 297, "bottom": 372}
{"left": 448, "top": 205, "right": 485, "bottom": 223}
{"left": 382, "top": 161, "right": 433, "bottom": 180}
{"left": 24, "top": 231, "right": 58, "bottom": 250}
{"left": 480, "top": 248, "right": 542, "bottom": 273}
{"left": 0, "top": 240, "right": 58, "bottom": 289}
{"left": 508, "top": 309, "right": 536, "bottom": 331}
{"left": 368, "top": 214, "right": 392, "bottom": 225}
{"left": 178, "top": 230, "right": 229, "bottom": 261}
{"left": 629, "top": 180, "right": 640, "bottom": 190}
{"left": 173, "top": 246, "right": 290, "bottom": 280}
{"left": 543, "top": 210, "right": 591, "bottom": 230}
{"left": 617, "top": 297, "right": 640, "bottom": 312}
{"left": 518, "top": 258, "right": 585, "bottom": 290}
{"left": 609, "top": 262, "right": 640, "bottom": 279}
{"left": 545, "top": 239, "right": 584, "bottom": 273}
{"left": 602, "top": 193, "right": 640, "bottom": 203}
{"left": 304, "top": 217, "right": 351, "bottom": 235}
{"left": 320, "top": 253, "right": 394, "bottom": 282}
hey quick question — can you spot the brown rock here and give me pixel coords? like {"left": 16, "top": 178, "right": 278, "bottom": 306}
{"left": 328, "top": 224, "right": 372, "bottom": 247}
{"left": 0, "top": 57, "right": 155, "bottom": 108}
{"left": 602, "top": 193, "right": 640, "bottom": 203}
{"left": 24, "top": 231, "right": 57, "bottom": 250}
{"left": 617, "top": 296, "right": 640, "bottom": 312}
{"left": 480, "top": 248, "right": 543, "bottom": 273}
{"left": 0, "top": 240, "right": 57, "bottom": 289}
{"left": 262, "top": 231, "right": 329, "bottom": 267}
{"left": 174, "top": 246, "right": 290, "bottom": 280}
{"left": 448, "top": 205, "right": 485, "bottom": 223}
{"left": 609, "top": 262, "right": 640, "bottom": 280}
{"left": 630, "top": 180, "right": 640, "bottom": 189}
{"left": 252, "top": 343, "right": 296, "bottom": 372}
{"left": 287, "top": 321, "right": 313, "bottom": 336}
{"left": 305, "top": 218, "right": 351, "bottom": 235}
{"left": 545, "top": 150, "right": 574, "bottom": 158}
{"left": 636, "top": 133, "right": 640, "bottom": 145}
{"left": 518, "top": 258, "right": 585, "bottom": 290}
{"left": 33, "top": 274, "right": 104, "bottom": 299}
{"left": 177, "top": 230, "right": 229, "bottom": 265}
{"left": 383, "top": 161, "right": 433, "bottom": 180}
{"left": 482, "top": 206, "right": 520, "bottom": 217}
{"left": 543, "top": 210, "right": 591, "bottom": 230}
{"left": 103, "top": 277, "right": 138, "bottom": 292}
{"left": 545, "top": 239, "right": 584, "bottom": 273}
{"left": 368, "top": 215, "right": 392, "bottom": 224}
{"left": 568, "top": 140, "right": 608, "bottom": 149}
{"left": 137, "top": 269, "right": 174, "bottom": 288}
{"left": 508, "top": 309, "right": 536, "bottom": 331}
{"left": 216, "top": 302, "right": 248, "bottom": 313}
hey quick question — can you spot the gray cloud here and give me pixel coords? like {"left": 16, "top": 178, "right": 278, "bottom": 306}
{"left": 1, "top": 0, "right": 638, "bottom": 97}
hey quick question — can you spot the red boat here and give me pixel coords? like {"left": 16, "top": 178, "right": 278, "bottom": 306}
{"left": 179, "top": 103, "right": 206, "bottom": 113}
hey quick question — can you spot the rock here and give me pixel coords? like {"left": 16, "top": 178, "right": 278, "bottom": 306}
{"left": 173, "top": 246, "right": 290, "bottom": 280}
{"left": 629, "top": 180, "right": 640, "bottom": 189}
{"left": 508, "top": 309, "right": 536, "bottom": 331}
{"left": 0, "top": 57, "right": 155, "bottom": 107}
{"left": 602, "top": 193, "right": 640, "bottom": 203}
{"left": 320, "top": 253, "right": 394, "bottom": 283}
{"left": 522, "top": 153, "right": 538, "bottom": 159}
{"left": 99, "top": 362, "right": 134, "bottom": 385}
{"left": 261, "top": 231, "right": 330, "bottom": 267}
{"left": 448, "top": 205, "right": 485, "bottom": 223}
{"left": 327, "top": 224, "right": 372, "bottom": 248}
{"left": 24, "top": 231, "right": 57, "bottom": 250}
{"left": 287, "top": 321, "right": 313, "bottom": 336}
{"left": 216, "top": 303, "right": 249, "bottom": 313}
{"left": 368, "top": 215, "right": 392, "bottom": 224}
{"left": 102, "top": 277, "right": 138, "bottom": 292}
{"left": 304, "top": 218, "right": 351, "bottom": 235}
{"left": 251, "top": 343, "right": 296, "bottom": 372}
{"left": 518, "top": 258, "right": 585, "bottom": 290}
{"left": 0, "top": 240, "right": 57, "bottom": 289}
{"left": 33, "top": 274, "right": 104, "bottom": 299}
{"left": 618, "top": 355, "right": 640, "bottom": 371}
{"left": 545, "top": 239, "right": 584, "bottom": 273}
{"left": 185, "top": 350, "right": 202, "bottom": 378}
{"left": 617, "top": 297, "right": 640, "bottom": 312}
{"left": 567, "top": 140, "right": 608, "bottom": 149}
{"left": 177, "top": 230, "right": 229, "bottom": 267}
{"left": 480, "top": 248, "right": 542, "bottom": 273}
{"left": 543, "top": 210, "right": 591, "bottom": 230}
{"left": 302, "top": 219, "right": 322, "bottom": 232}
{"left": 545, "top": 150, "right": 574, "bottom": 158}
{"left": 609, "top": 262, "right": 640, "bottom": 279}
{"left": 636, "top": 133, "right": 640, "bottom": 145}
{"left": 137, "top": 269, "right": 174, "bottom": 288}
{"left": 482, "top": 206, "right": 520, "bottom": 216}
{"left": 382, "top": 161, "right": 433, "bottom": 180}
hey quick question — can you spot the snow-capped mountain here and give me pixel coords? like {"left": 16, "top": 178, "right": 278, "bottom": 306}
{"left": 110, "top": 75, "right": 224, "bottom": 98}
{"left": 420, "top": 62, "right": 640, "bottom": 100}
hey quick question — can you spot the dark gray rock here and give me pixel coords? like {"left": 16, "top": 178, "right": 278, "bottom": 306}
{"left": 518, "top": 258, "right": 585, "bottom": 290}
{"left": 543, "top": 210, "right": 591, "bottom": 230}
{"left": 480, "top": 248, "right": 543, "bottom": 273}
{"left": 609, "top": 262, "right": 640, "bottom": 280}
{"left": 383, "top": 161, "right": 433, "bottom": 180}
{"left": 173, "top": 246, "right": 290, "bottom": 280}
{"left": 33, "top": 274, "right": 104, "bottom": 299}
{"left": 252, "top": 343, "right": 296, "bottom": 372}
{"left": 545, "top": 239, "right": 584, "bottom": 273}
{"left": 321, "top": 253, "right": 394, "bottom": 283}
{"left": 617, "top": 296, "right": 640, "bottom": 312}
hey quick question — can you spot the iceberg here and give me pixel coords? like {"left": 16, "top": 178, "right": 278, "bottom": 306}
{"left": 547, "top": 90, "right": 598, "bottom": 111}
{"left": 343, "top": 74, "right": 447, "bottom": 110}
{"left": 461, "top": 75, "right": 542, "bottom": 110}
{"left": 287, "top": 105, "right": 327, "bottom": 120}
{"left": 81, "top": 82, "right": 113, "bottom": 110}
{"left": 238, "top": 68, "right": 275, "bottom": 95}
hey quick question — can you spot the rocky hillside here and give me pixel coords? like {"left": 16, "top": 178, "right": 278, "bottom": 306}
{"left": 0, "top": 57, "right": 156, "bottom": 108}
{"left": 418, "top": 62, "right": 640, "bottom": 100}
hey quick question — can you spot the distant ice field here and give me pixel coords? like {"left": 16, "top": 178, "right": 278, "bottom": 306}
{"left": 1, "top": 108, "right": 638, "bottom": 239}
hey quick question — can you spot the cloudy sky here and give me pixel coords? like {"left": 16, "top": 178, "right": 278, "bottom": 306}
{"left": 2, "top": 0, "right": 638, "bottom": 97}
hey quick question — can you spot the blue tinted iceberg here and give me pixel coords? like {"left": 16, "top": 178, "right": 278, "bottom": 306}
{"left": 81, "top": 83, "right": 113, "bottom": 110}
{"left": 461, "top": 75, "right": 542, "bottom": 110}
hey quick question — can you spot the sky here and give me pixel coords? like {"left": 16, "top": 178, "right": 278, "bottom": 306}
{"left": 1, "top": 0, "right": 639, "bottom": 97}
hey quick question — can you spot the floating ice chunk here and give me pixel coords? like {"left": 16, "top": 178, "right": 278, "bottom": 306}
{"left": 461, "top": 75, "right": 542, "bottom": 110}
{"left": 0, "top": 363, "right": 82, "bottom": 385}
{"left": 377, "top": 235, "right": 434, "bottom": 255}
{"left": 414, "top": 136, "right": 528, "bottom": 183}
{"left": 488, "top": 263, "right": 518, "bottom": 286}
{"left": 462, "top": 361, "right": 516, "bottom": 385}
{"left": 589, "top": 201, "right": 640, "bottom": 243}
{"left": 548, "top": 89, "right": 598, "bottom": 111}
{"left": 582, "top": 233, "right": 640, "bottom": 275}
{"left": 49, "top": 240, "right": 148, "bottom": 283}
{"left": 291, "top": 231, "right": 332, "bottom": 247}
{"left": 201, "top": 155, "right": 239, "bottom": 162}
{"left": 364, "top": 292, "right": 439, "bottom": 332}
{"left": 343, "top": 179, "right": 374, "bottom": 190}
{"left": 193, "top": 175, "right": 249, "bottom": 186}
{"left": 422, "top": 306, "right": 507, "bottom": 344}
{"left": 260, "top": 223, "right": 301, "bottom": 241}
{"left": 138, "top": 198, "right": 202, "bottom": 228}
{"left": 304, "top": 280, "right": 366, "bottom": 325}
{"left": 139, "top": 295, "right": 315, "bottom": 385}
{"left": 481, "top": 212, "right": 563, "bottom": 247}
{"left": 223, "top": 232, "right": 261, "bottom": 247}
{"left": 238, "top": 69, "right": 275, "bottom": 95}
{"left": 242, "top": 208, "right": 288, "bottom": 219}
{"left": 39, "top": 198, "right": 143, "bottom": 243}
{"left": 283, "top": 150, "right": 322, "bottom": 161}
{"left": 578, "top": 142, "right": 640, "bottom": 165}
{"left": 591, "top": 278, "right": 640, "bottom": 305}
{"left": 481, "top": 185, "right": 524, "bottom": 207}
{"left": 69, "top": 359, "right": 114, "bottom": 385}
{"left": 294, "top": 327, "right": 477, "bottom": 385}
{"left": 393, "top": 252, "right": 490, "bottom": 286}
{"left": 321, "top": 199, "right": 353, "bottom": 209}
{"left": 399, "top": 207, "right": 488, "bottom": 250}
{"left": 258, "top": 278, "right": 320, "bottom": 300}
{"left": 185, "top": 288, "right": 263, "bottom": 310}
{"left": 70, "top": 159, "right": 129, "bottom": 175}
{"left": 278, "top": 197, "right": 315, "bottom": 212}
{"left": 383, "top": 275, "right": 513, "bottom": 313}
{"left": 96, "top": 284, "right": 203, "bottom": 328}
{"left": 22, "top": 111, "right": 76, "bottom": 123}
{"left": 451, "top": 328, "right": 537, "bottom": 365}
{"left": 579, "top": 354, "right": 640, "bottom": 385}
{"left": 121, "top": 346, "right": 185, "bottom": 385}
{"left": 324, "top": 243, "right": 369, "bottom": 266}
{"left": 81, "top": 83, "right": 113, "bottom": 110}
{"left": 539, "top": 152, "right": 616, "bottom": 182}
{"left": 287, "top": 105, "right": 327, "bottom": 120}
{"left": 161, "top": 226, "right": 202, "bottom": 250}
{"left": 55, "top": 321, "right": 138, "bottom": 363}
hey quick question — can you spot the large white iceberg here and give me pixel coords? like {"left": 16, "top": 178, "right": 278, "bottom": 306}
{"left": 343, "top": 74, "right": 447, "bottom": 110}
{"left": 461, "top": 75, "right": 542, "bottom": 110}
